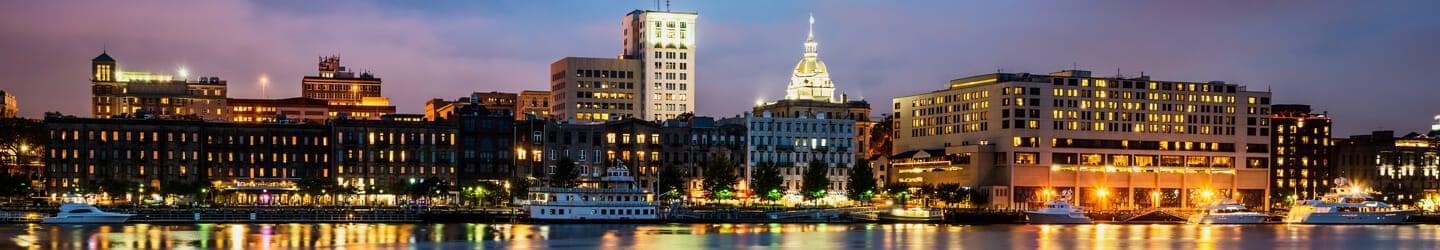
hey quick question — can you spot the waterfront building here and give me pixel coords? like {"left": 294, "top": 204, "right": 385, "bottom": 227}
{"left": 518, "top": 90, "right": 552, "bottom": 120}
{"left": 549, "top": 57, "right": 643, "bottom": 123}
{"left": 891, "top": 70, "right": 1273, "bottom": 209}
{"left": 603, "top": 119, "right": 665, "bottom": 191}
{"left": 1269, "top": 104, "right": 1333, "bottom": 207}
{"left": 659, "top": 116, "right": 747, "bottom": 197}
{"left": 0, "top": 89, "right": 15, "bottom": 118}
{"left": 424, "top": 92, "right": 518, "bottom": 122}
{"left": 540, "top": 122, "right": 606, "bottom": 181}
{"left": 732, "top": 111, "right": 855, "bottom": 200}
{"left": 89, "top": 52, "right": 228, "bottom": 121}
{"left": 450, "top": 103, "right": 516, "bottom": 181}
{"left": 513, "top": 119, "right": 547, "bottom": 179}
{"left": 331, "top": 115, "right": 456, "bottom": 193}
{"left": 226, "top": 97, "right": 330, "bottom": 124}
{"left": 1332, "top": 131, "right": 1440, "bottom": 206}
{"left": 751, "top": 15, "right": 874, "bottom": 169}
{"left": 43, "top": 115, "right": 330, "bottom": 204}
{"left": 300, "top": 56, "right": 396, "bottom": 120}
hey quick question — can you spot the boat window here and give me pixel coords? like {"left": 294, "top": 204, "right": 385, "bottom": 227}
{"left": 71, "top": 209, "right": 92, "bottom": 213}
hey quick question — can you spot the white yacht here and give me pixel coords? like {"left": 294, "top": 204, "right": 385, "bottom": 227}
{"left": 1187, "top": 199, "right": 1268, "bottom": 224}
{"left": 1284, "top": 178, "right": 1415, "bottom": 224}
{"left": 42, "top": 203, "right": 132, "bottom": 224}
{"left": 527, "top": 163, "right": 658, "bottom": 221}
{"left": 1025, "top": 198, "right": 1092, "bottom": 224}
{"left": 877, "top": 207, "right": 944, "bottom": 222}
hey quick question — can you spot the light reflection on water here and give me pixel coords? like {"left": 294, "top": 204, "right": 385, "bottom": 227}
{"left": 3, "top": 223, "right": 1440, "bottom": 249}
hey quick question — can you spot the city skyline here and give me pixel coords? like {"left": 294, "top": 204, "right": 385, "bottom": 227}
{"left": 1, "top": 1, "right": 1438, "bottom": 136}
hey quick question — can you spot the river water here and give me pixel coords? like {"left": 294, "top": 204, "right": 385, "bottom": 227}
{"left": 3, "top": 223, "right": 1439, "bottom": 249}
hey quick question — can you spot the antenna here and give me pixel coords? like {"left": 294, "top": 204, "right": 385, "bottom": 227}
{"left": 666, "top": 0, "right": 671, "bottom": 11}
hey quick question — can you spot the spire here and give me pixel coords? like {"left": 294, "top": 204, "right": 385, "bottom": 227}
{"left": 807, "top": 13, "right": 815, "bottom": 42}
{"left": 804, "top": 14, "right": 818, "bottom": 56}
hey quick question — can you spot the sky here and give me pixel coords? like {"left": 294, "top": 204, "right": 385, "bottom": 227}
{"left": 0, "top": 0, "right": 1437, "bottom": 136}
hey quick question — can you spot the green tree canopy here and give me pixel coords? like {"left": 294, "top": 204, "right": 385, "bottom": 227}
{"left": 846, "top": 159, "right": 877, "bottom": 202}
{"left": 801, "top": 159, "right": 831, "bottom": 201}
{"left": 750, "top": 162, "right": 784, "bottom": 202}
{"left": 657, "top": 163, "right": 687, "bottom": 199}
{"left": 702, "top": 159, "right": 738, "bottom": 200}
{"left": 550, "top": 156, "right": 580, "bottom": 188}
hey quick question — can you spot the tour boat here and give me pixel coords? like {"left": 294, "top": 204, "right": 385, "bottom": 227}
{"left": 877, "top": 207, "right": 944, "bottom": 222}
{"left": 41, "top": 203, "right": 132, "bottom": 224}
{"left": 1025, "top": 199, "right": 1092, "bottom": 224}
{"left": 527, "top": 163, "right": 658, "bottom": 221}
{"left": 1187, "top": 199, "right": 1267, "bottom": 224}
{"left": 1284, "top": 178, "right": 1414, "bottom": 224}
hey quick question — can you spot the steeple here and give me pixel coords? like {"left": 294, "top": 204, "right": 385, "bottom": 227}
{"left": 785, "top": 14, "right": 838, "bottom": 103}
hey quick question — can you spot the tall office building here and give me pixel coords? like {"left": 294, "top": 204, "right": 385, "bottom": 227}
{"left": 0, "top": 89, "right": 15, "bottom": 118}
{"left": 1269, "top": 104, "right": 1332, "bottom": 207}
{"left": 891, "top": 70, "right": 1272, "bottom": 209}
{"left": 89, "top": 52, "right": 228, "bottom": 121}
{"left": 551, "top": 10, "right": 696, "bottom": 123}
{"left": 624, "top": 10, "right": 697, "bottom": 121}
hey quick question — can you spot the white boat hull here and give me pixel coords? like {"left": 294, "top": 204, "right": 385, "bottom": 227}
{"left": 1187, "top": 213, "right": 1267, "bottom": 224}
{"left": 42, "top": 215, "right": 132, "bottom": 224}
{"left": 528, "top": 205, "right": 659, "bottom": 221}
{"left": 1025, "top": 212, "right": 1092, "bottom": 224}
{"left": 1285, "top": 210, "right": 1413, "bottom": 224}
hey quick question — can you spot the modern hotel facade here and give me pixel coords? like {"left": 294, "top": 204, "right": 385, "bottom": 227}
{"left": 891, "top": 70, "right": 1273, "bottom": 209}
{"left": 1269, "top": 104, "right": 1333, "bottom": 207}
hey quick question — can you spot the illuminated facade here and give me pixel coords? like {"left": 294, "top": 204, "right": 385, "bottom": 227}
{"left": 331, "top": 116, "right": 457, "bottom": 192}
{"left": 752, "top": 15, "right": 874, "bottom": 170}
{"left": 732, "top": 111, "right": 855, "bottom": 197}
{"left": 659, "top": 116, "right": 747, "bottom": 195}
{"left": 300, "top": 56, "right": 395, "bottom": 120}
{"left": 624, "top": 10, "right": 697, "bottom": 121}
{"left": 1333, "top": 131, "right": 1440, "bottom": 206}
{"left": 549, "top": 57, "right": 643, "bottom": 123}
{"left": 891, "top": 70, "right": 1273, "bottom": 209}
{"left": 424, "top": 92, "right": 517, "bottom": 122}
{"left": 0, "top": 89, "right": 15, "bottom": 118}
{"left": 43, "top": 116, "right": 330, "bottom": 201}
{"left": 518, "top": 90, "right": 552, "bottom": 120}
{"left": 1269, "top": 104, "right": 1332, "bottom": 207}
{"left": 226, "top": 97, "right": 330, "bottom": 124}
{"left": 90, "top": 52, "right": 228, "bottom": 121}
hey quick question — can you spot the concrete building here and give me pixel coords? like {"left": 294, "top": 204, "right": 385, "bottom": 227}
{"left": 549, "top": 10, "right": 696, "bottom": 123}
{"left": 732, "top": 111, "right": 855, "bottom": 200}
{"left": 1333, "top": 131, "right": 1440, "bottom": 206}
{"left": 891, "top": 70, "right": 1272, "bottom": 209}
{"left": 549, "top": 57, "right": 643, "bottom": 123}
{"left": 300, "top": 56, "right": 395, "bottom": 120}
{"left": 0, "top": 89, "right": 15, "bottom": 118}
{"left": 518, "top": 90, "right": 552, "bottom": 120}
{"left": 624, "top": 10, "right": 697, "bottom": 121}
{"left": 450, "top": 103, "right": 516, "bottom": 181}
{"left": 89, "top": 52, "right": 228, "bottom": 121}
{"left": 226, "top": 97, "right": 330, "bottom": 124}
{"left": 425, "top": 92, "right": 518, "bottom": 122}
{"left": 331, "top": 115, "right": 457, "bottom": 192}
{"left": 1269, "top": 104, "right": 1333, "bottom": 208}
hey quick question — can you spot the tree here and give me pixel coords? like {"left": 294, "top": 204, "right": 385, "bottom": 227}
{"left": 550, "top": 156, "right": 580, "bottom": 188}
{"left": 701, "top": 159, "right": 738, "bottom": 200}
{"left": 99, "top": 179, "right": 138, "bottom": 205}
{"left": 887, "top": 183, "right": 912, "bottom": 205}
{"left": 846, "top": 159, "right": 878, "bottom": 203}
{"left": 801, "top": 159, "right": 831, "bottom": 202}
{"left": 934, "top": 184, "right": 971, "bottom": 207}
{"left": 656, "top": 163, "right": 686, "bottom": 200}
{"left": 508, "top": 176, "right": 531, "bottom": 203}
{"left": 750, "top": 162, "right": 784, "bottom": 203}
{"left": 0, "top": 174, "right": 32, "bottom": 205}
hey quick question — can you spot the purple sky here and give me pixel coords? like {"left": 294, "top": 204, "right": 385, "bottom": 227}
{"left": 0, "top": 0, "right": 1437, "bottom": 136}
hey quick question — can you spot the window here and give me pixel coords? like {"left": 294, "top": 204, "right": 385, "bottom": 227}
{"left": 1014, "top": 152, "right": 1038, "bottom": 164}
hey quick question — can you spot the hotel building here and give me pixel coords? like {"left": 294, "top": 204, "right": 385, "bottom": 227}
{"left": 891, "top": 70, "right": 1272, "bottom": 209}
{"left": 1269, "top": 104, "right": 1333, "bottom": 207}
{"left": 331, "top": 115, "right": 457, "bottom": 191}
{"left": 1333, "top": 131, "right": 1440, "bottom": 206}
{"left": 551, "top": 9, "right": 696, "bottom": 123}
{"left": 300, "top": 56, "right": 396, "bottom": 119}
{"left": 89, "top": 52, "right": 228, "bottom": 121}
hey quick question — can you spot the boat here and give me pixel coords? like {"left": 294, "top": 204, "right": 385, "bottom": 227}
{"left": 1187, "top": 199, "right": 1267, "bottom": 224}
{"left": 41, "top": 203, "right": 132, "bottom": 224}
{"left": 526, "top": 162, "right": 658, "bottom": 221}
{"left": 1025, "top": 197, "right": 1092, "bottom": 224}
{"left": 1284, "top": 178, "right": 1415, "bottom": 224}
{"left": 877, "top": 207, "right": 944, "bottom": 222}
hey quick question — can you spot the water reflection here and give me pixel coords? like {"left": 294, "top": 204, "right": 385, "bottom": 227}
{"left": 3, "top": 223, "right": 1440, "bottom": 249}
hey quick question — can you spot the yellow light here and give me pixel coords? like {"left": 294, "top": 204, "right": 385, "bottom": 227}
{"left": 1200, "top": 189, "right": 1215, "bottom": 199}
{"left": 1096, "top": 188, "right": 1109, "bottom": 198}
